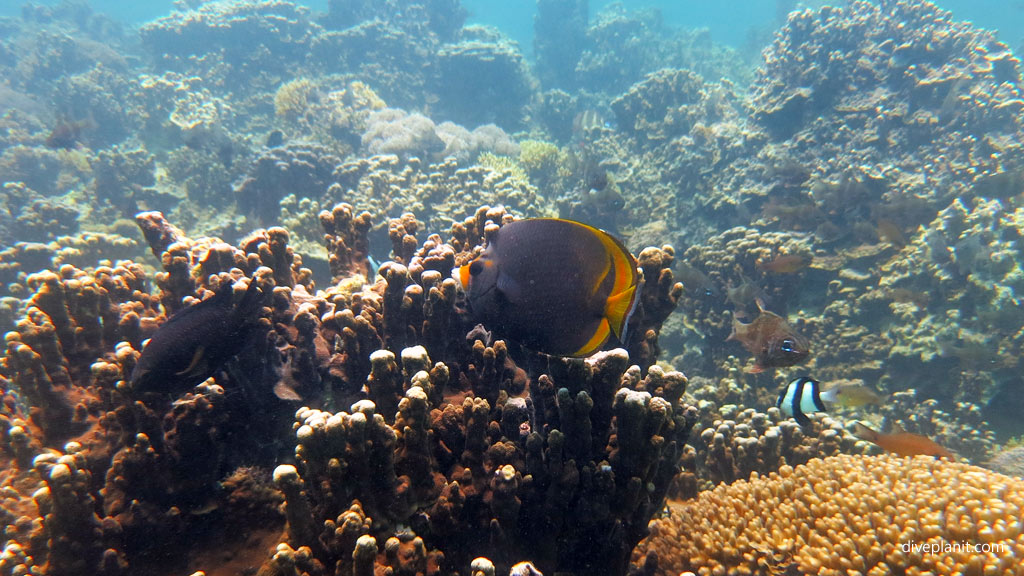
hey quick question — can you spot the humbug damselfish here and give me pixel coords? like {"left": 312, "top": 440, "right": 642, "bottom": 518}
{"left": 776, "top": 375, "right": 828, "bottom": 426}
{"left": 456, "top": 218, "right": 642, "bottom": 357}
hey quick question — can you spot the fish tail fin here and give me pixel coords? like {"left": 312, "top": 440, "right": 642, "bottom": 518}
{"left": 852, "top": 421, "right": 879, "bottom": 442}
{"left": 755, "top": 296, "right": 768, "bottom": 313}
{"left": 234, "top": 277, "right": 263, "bottom": 320}
{"left": 818, "top": 386, "right": 840, "bottom": 405}
{"left": 605, "top": 282, "right": 640, "bottom": 341}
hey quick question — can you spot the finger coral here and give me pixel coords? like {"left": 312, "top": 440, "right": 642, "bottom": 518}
{"left": 635, "top": 454, "right": 1024, "bottom": 576}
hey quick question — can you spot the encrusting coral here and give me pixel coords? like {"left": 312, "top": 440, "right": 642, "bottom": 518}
{"left": 634, "top": 454, "right": 1024, "bottom": 576}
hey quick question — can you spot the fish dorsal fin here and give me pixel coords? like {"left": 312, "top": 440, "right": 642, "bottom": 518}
{"left": 890, "top": 421, "right": 907, "bottom": 435}
{"left": 852, "top": 421, "right": 879, "bottom": 442}
{"left": 162, "top": 284, "right": 233, "bottom": 327}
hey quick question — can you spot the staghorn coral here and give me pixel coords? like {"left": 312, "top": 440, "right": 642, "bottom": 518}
{"left": 635, "top": 454, "right": 1024, "bottom": 576}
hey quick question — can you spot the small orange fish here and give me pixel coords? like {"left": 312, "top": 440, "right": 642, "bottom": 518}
{"left": 755, "top": 253, "right": 812, "bottom": 274}
{"left": 852, "top": 422, "right": 954, "bottom": 459}
{"left": 727, "top": 308, "right": 810, "bottom": 373}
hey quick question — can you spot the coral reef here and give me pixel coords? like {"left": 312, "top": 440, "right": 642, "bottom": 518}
{"left": 635, "top": 454, "right": 1024, "bottom": 576}
{"left": 139, "top": 0, "right": 318, "bottom": 90}
{"left": 326, "top": 155, "right": 552, "bottom": 236}
{"left": 0, "top": 205, "right": 686, "bottom": 576}
{"left": 234, "top": 143, "right": 342, "bottom": 225}
{"left": 433, "top": 27, "right": 535, "bottom": 129}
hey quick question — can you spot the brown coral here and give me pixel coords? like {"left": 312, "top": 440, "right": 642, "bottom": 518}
{"left": 636, "top": 454, "right": 1024, "bottom": 576}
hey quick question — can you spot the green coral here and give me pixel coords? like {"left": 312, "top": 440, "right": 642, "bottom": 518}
{"left": 476, "top": 152, "right": 529, "bottom": 185}
{"left": 517, "top": 139, "right": 569, "bottom": 190}
{"left": 274, "top": 78, "right": 318, "bottom": 120}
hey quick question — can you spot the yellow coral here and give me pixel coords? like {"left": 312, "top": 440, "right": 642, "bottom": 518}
{"left": 477, "top": 152, "right": 530, "bottom": 186}
{"left": 635, "top": 454, "right": 1024, "bottom": 576}
{"left": 274, "top": 78, "right": 317, "bottom": 120}
{"left": 517, "top": 139, "right": 567, "bottom": 183}
{"left": 339, "top": 81, "right": 385, "bottom": 112}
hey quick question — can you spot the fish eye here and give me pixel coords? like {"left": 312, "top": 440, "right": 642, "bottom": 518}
{"left": 781, "top": 339, "right": 795, "bottom": 353}
{"left": 469, "top": 261, "right": 484, "bottom": 276}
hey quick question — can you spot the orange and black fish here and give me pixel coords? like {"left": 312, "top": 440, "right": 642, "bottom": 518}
{"left": 852, "top": 422, "right": 954, "bottom": 459}
{"left": 727, "top": 307, "right": 810, "bottom": 372}
{"left": 131, "top": 279, "right": 265, "bottom": 396}
{"left": 456, "top": 218, "right": 641, "bottom": 357}
{"left": 755, "top": 253, "right": 813, "bottom": 274}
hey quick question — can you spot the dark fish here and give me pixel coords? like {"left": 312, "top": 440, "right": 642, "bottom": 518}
{"left": 776, "top": 376, "right": 826, "bottom": 426}
{"left": 727, "top": 307, "right": 809, "bottom": 372}
{"left": 582, "top": 157, "right": 609, "bottom": 193}
{"left": 131, "top": 279, "right": 264, "bottom": 395}
{"left": 563, "top": 156, "right": 625, "bottom": 231}
{"left": 266, "top": 129, "right": 285, "bottom": 148}
{"left": 755, "top": 253, "right": 813, "bottom": 274}
{"left": 46, "top": 118, "right": 94, "bottom": 149}
{"left": 456, "top": 218, "right": 641, "bottom": 357}
{"left": 724, "top": 276, "right": 767, "bottom": 317}
{"left": 852, "top": 422, "right": 954, "bottom": 459}
{"left": 676, "top": 262, "right": 718, "bottom": 298}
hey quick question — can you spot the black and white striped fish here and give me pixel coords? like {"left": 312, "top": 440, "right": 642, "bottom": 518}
{"left": 776, "top": 376, "right": 831, "bottom": 426}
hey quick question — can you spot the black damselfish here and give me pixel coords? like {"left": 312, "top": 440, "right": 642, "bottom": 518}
{"left": 456, "top": 218, "right": 641, "bottom": 357}
{"left": 131, "top": 279, "right": 264, "bottom": 395}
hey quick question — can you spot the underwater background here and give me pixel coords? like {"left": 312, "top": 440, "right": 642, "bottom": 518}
{"left": 3, "top": 0, "right": 1024, "bottom": 575}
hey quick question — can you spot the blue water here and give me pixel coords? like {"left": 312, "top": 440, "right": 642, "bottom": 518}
{"left": 4, "top": 0, "right": 1023, "bottom": 53}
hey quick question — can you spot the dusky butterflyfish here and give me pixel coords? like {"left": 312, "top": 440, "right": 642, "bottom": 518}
{"left": 131, "top": 279, "right": 264, "bottom": 396}
{"left": 456, "top": 218, "right": 641, "bottom": 357}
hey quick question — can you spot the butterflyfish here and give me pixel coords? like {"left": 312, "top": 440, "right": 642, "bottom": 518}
{"left": 456, "top": 218, "right": 641, "bottom": 357}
